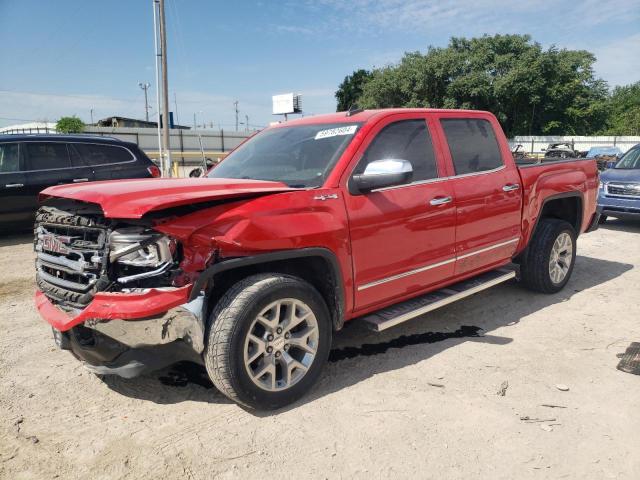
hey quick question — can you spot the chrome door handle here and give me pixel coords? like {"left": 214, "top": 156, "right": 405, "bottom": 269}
{"left": 429, "top": 196, "right": 453, "bottom": 206}
{"left": 73, "top": 178, "right": 89, "bottom": 183}
{"left": 5, "top": 183, "right": 24, "bottom": 188}
{"left": 502, "top": 184, "right": 520, "bottom": 192}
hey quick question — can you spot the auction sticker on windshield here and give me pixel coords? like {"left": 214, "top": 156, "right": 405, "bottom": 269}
{"left": 314, "top": 125, "right": 358, "bottom": 140}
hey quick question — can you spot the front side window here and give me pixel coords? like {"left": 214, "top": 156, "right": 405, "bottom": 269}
{"left": 72, "top": 143, "right": 134, "bottom": 166}
{"left": 441, "top": 119, "right": 503, "bottom": 175}
{"left": 354, "top": 119, "right": 438, "bottom": 183}
{"left": 0, "top": 143, "right": 20, "bottom": 173}
{"left": 208, "top": 123, "right": 361, "bottom": 188}
{"left": 25, "top": 142, "right": 70, "bottom": 170}
{"left": 615, "top": 147, "right": 640, "bottom": 169}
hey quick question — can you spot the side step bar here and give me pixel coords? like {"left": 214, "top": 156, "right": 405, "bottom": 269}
{"left": 361, "top": 268, "right": 517, "bottom": 332}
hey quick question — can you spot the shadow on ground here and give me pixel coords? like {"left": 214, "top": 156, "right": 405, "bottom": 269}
{"left": 599, "top": 218, "right": 640, "bottom": 233}
{"left": 103, "top": 254, "right": 633, "bottom": 411}
{"left": 0, "top": 231, "right": 33, "bottom": 248}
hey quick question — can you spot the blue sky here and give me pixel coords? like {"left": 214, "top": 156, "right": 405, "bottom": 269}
{"left": 1, "top": 0, "right": 639, "bottom": 129}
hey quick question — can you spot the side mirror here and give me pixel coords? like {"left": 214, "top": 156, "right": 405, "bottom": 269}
{"left": 606, "top": 161, "right": 616, "bottom": 169}
{"left": 351, "top": 159, "right": 413, "bottom": 193}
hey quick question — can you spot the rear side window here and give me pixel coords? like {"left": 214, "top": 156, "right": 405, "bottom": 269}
{"left": 0, "top": 143, "right": 21, "bottom": 172}
{"left": 72, "top": 143, "right": 134, "bottom": 166}
{"left": 441, "top": 119, "right": 503, "bottom": 175}
{"left": 25, "top": 142, "right": 71, "bottom": 170}
{"left": 356, "top": 119, "right": 438, "bottom": 182}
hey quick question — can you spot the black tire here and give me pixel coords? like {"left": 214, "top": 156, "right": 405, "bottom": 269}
{"left": 204, "top": 274, "right": 332, "bottom": 410}
{"left": 598, "top": 214, "right": 607, "bottom": 224}
{"left": 520, "top": 219, "right": 577, "bottom": 294}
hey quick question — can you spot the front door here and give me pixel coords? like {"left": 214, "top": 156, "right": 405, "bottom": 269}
{"left": 344, "top": 115, "right": 457, "bottom": 311}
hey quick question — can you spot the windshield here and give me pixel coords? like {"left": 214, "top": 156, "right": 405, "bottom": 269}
{"left": 614, "top": 147, "right": 640, "bottom": 169}
{"left": 208, "top": 123, "right": 361, "bottom": 187}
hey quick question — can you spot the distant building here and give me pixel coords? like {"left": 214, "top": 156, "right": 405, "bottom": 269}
{"left": 95, "top": 116, "right": 190, "bottom": 129}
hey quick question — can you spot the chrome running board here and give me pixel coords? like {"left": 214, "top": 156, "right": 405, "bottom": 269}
{"left": 361, "top": 268, "right": 517, "bottom": 332}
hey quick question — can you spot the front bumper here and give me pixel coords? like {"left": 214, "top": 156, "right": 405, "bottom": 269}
{"left": 597, "top": 194, "right": 640, "bottom": 220}
{"left": 35, "top": 286, "right": 206, "bottom": 377}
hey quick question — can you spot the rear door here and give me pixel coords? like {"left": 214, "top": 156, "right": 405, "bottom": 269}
{"left": 0, "top": 142, "right": 31, "bottom": 224}
{"left": 436, "top": 116, "right": 522, "bottom": 275}
{"left": 344, "top": 114, "right": 457, "bottom": 311}
{"left": 22, "top": 142, "right": 95, "bottom": 211}
{"left": 73, "top": 142, "right": 146, "bottom": 180}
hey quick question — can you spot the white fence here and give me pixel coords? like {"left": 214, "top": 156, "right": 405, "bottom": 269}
{"left": 509, "top": 136, "right": 640, "bottom": 155}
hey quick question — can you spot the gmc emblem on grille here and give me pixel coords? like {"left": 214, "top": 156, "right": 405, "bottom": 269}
{"left": 40, "top": 234, "right": 71, "bottom": 255}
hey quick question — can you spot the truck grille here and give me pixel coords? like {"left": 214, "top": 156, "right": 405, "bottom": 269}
{"left": 606, "top": 183, "right": 640, "bottom": 198}
{"left": 35, "top": 212, "right": 109, "bottom": 307}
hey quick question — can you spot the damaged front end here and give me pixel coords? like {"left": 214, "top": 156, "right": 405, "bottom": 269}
{"left": 34, "top": 203, "right": 206, "bottom": 377}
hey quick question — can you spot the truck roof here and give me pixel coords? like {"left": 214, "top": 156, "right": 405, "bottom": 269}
{"left": 274, "top": 108, "right": 492, "bottom": 127}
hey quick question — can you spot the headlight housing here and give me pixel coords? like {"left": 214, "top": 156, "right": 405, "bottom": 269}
{"left": 599, "top": 181, "right": 605, "bottom": 190}
{"left": 109, "top": 228, "right": 176, "bottom": 267}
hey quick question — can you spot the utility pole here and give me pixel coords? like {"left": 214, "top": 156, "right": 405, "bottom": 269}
{"left": 245, "top": 114, "right": 249, "bottom": 132}
{"left": 193, "top": 110, "right": 202, "bottom": 130}
{"left": 138, "top": 82, "right": 150, "bottom": 122}
{"left": 158, "top": 0, "right": 172, "bottom": 176}
{"left": 234, "top": 100, "right": 239, "bottom": 131}
{"left": 152, "top": 0, "right": 163, "bottom": 173}
{"left": 90, "top": 108, "right": 94, "bottom": 124}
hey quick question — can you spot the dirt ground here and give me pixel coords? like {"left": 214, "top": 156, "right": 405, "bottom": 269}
{"left": 1, "top": 220, "right": 639, "bottom": 479}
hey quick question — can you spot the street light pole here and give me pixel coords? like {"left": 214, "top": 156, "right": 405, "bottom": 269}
{"left": 245, "top": 114, "right": 249, "bottom": 132}
{"left": 138, "top": 82, "right": 150, "bottom": 122}
{"left": 158, "top": 0, "right": 172, "bottom": 176}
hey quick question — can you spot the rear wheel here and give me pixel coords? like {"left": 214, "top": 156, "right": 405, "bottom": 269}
{"left": 598, "top": 214, "right": 608, "bottom": 224}
{"left": 520, "top": 219, "right": 576, "bottom": 293}
{"left": 204, "top": 274, "right": 331, "bottom": 410}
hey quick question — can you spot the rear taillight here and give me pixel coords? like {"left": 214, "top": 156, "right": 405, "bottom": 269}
{"left": 147, "top": 165, "right": 161, "bottom": 178}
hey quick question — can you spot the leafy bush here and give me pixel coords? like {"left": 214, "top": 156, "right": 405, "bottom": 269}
{"left": 56, "top": 116, "right": 85, "bottom": 134}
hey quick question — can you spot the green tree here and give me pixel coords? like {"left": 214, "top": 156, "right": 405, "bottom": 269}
{"left": 335, "top": 69, "right": 373, "bottom": 111}
{"left": 604, "top": 82, "right": 640, "bottom": 135}
{"left": 340, "top": 34, "right": 610, "bottom": 136}
{"left": 56, "top": 116, "right": 85, "bottom": 134}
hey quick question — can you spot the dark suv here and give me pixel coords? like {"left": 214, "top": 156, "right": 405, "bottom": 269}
{"left": 0, "top": 135, "right": 160, "bottom": 228}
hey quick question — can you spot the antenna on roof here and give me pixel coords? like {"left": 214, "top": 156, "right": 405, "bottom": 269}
{"left": 346, "top": 104, "right": 364, "bottom": 117}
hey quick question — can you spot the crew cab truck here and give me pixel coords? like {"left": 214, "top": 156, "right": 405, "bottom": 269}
{"left": 34, "top": 109, "right": 599, "bottom": 410}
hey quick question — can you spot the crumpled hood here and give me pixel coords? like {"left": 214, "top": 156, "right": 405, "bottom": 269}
{"left": 40, "top": 177, "right": 295, "bottom": 219}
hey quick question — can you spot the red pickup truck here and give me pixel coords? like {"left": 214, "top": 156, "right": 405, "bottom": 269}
{"left": 34, "top": 109, "right": 599, "bottom": 409}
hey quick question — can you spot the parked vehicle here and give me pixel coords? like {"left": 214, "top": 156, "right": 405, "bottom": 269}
{"left": 543, "top": 142, "right": 579, "bottom": 159}
{"left": 33, "top": 109, "right": 599, "bottom": 409}
{"left": 597, "top": 143, "right": 640, "bottom": 222}
{"left": 511, "top": 144, "right": 538, "bottom": 165}
{"left": 585, "top": 146, "right": 623, "bottom": 171}
{"left": 0, "top": 135, "right": 160, "bottom": 228}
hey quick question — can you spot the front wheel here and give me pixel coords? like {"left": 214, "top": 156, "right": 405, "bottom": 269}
{"left": 204, "top": 274, "right": 332, "bottom": 410}
{"left": 520, "top": 219, "right": 577, "bottom": 293}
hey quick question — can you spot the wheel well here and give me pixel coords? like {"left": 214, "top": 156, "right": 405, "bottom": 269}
{"left": 538, "top": 195, "right": 582, "bottom": 233}
{"left": 205, "top": 256, "right": 344, "bottom": 330}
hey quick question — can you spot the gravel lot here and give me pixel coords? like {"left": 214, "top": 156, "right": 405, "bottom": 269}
{"left": 1, "top": 221, "right": 639, "bottom": 479}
